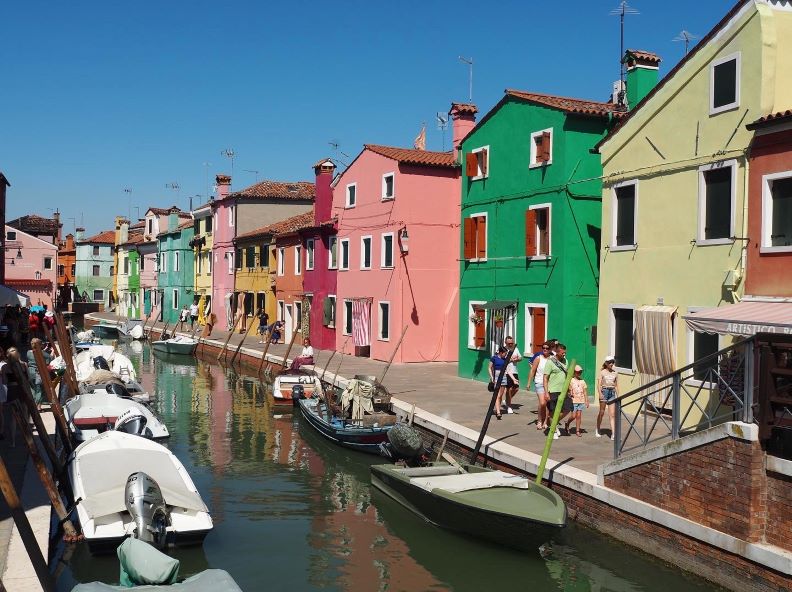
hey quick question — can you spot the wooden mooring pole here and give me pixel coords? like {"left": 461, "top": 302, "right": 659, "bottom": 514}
{"left": 280, "top": 327, "right": 300, "bottom": 370}
{"left": 257, "top": 329, "right": 273, "bottom": 376}
{"left": 54, "top": 312, "right": 80, "bottom": 398}
{"left": 377, "top": 325, "right": 408, "bottom": 384}
{"left": 231, "top": 309, "right": 260, "bottom": 365}
{"left": 0, "top": 455, "right": 56, "bottom": 592}
{"left": 40, "top": 321, "right": 60, "bottom": 358}
{"left": 31, "top": 342, "right": 73, "bottom": 455}
{"left": 217, "top": 314, "right": 241, "bottom": 362}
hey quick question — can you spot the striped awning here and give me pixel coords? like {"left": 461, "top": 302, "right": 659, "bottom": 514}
{"left": 683, "top": 301, "right": 792, "bottom": 336}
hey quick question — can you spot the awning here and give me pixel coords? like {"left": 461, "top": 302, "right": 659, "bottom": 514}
{"left": 472, "top": 301, "right": 517, "bottom": 311}
{"left": 684, "top": 301, "right": 792, "bottom": 336}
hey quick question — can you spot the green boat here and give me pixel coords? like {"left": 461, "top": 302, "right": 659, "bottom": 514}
{"left": 370, "top": 462, "right": 566, "bottom": 551}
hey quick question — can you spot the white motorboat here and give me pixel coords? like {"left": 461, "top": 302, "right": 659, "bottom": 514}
{"left": 73, "top": 345, "right": 138, "bottom": 382}
{"left": 68, "top": 431, "right": 213, "bottom": 553}
{"left": 272, "top": 369, "right": 323, "bottom": 406}
{"left": 64, "top": 390, "right": 169, "bottom": 442}
{"left": 152, "top": 335, "right": 198, "bottom": 356}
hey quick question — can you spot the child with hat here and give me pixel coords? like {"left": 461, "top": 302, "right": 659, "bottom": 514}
{"left": 564, "top": 364, "right": 589, "bottom": 437}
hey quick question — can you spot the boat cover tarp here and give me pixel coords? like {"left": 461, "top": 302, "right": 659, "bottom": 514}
{"left": 76, "top": 449, "right": 207, "bottom": 519}
{"left": 71, "top": 569, "right": 242, "bottom": 591}
{"left": 340, "top": 379, "right": 375, "bottom": 420}
{"left": 410, "top": 470, "right": 529, "bottom": 494}
{"left": 118, "top": 538, "right": 180, "bottom": 586}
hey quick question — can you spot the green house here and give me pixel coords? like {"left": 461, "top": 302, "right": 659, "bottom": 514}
{"left": 157, "top": 209, "right": 195, "bottom": 324}
{"left": 458, "top": 89, "right": 621, "bottom": 384}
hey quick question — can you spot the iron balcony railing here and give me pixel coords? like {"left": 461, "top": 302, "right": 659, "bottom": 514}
{"left": 608, "top": 337, "right": 756, "bottom": 459}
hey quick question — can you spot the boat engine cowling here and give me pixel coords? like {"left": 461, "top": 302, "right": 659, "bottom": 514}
{"left": 106, "top": 382, "right": 133, "bottom": 400}
{"left": 115, "top": 408, "right": 149, "bottom": 437}
{"left": 125, "top": 472, "right": 170, "bottom": 549}
{"left": 93, "top": 356, "right": 111, "bottom": 371}
{"left": 290, "top": 384, "right": 305, "bottom": 402}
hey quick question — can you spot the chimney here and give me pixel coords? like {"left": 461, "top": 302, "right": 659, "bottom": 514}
{"left": 168, "top": 207, "right": 179, "bottom": 232}
{"left": 64, "top": 233, "right": 75, "bottom": 250}
{"left": 623, "top": 49, "right": 661, "bottom": 110}
{"left": 449, "top": 103, "right": 478, "bottom": 158}
{"left": 313, "top": 158, "right": 336, "bottom": 224}
{"left": 53, "top": 209, "right": 62, "bottom": 244}
{"left": 216, "top": 174, "right": 232, "bottom": 200}
{"left": 115, "top": 216, "right": 129, "bottom": 245}
{"left": 75, "top": 227, "right": 85, "bottom": 241}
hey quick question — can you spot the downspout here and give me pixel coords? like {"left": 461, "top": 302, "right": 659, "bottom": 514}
{"left": 736, "top": 149, "right": 750, "bottom": 304}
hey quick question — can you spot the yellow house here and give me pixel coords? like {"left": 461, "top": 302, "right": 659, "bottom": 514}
{"left": 191, "top": 202, "right": 213, "bottom": 324}
{"left": 595, "top": 1, "right": 792, "bottom": 394}
{"left": 233, "top": 225, "right": 277, "bottom": 331}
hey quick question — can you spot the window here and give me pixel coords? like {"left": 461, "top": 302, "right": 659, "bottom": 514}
{"left": 159, "top": 252, "right": 167, "bottom": 273}
{"left": 360, "top": 236, "right": 372, "bottom": 269}
{"left": 110, "top": 265, "right": 114, "bottom": 276}
{"left": 466, "top": 146, "right": 489, "bottom": 180}
{"left": 687, "top": 307, "right": 720, "bottom": 383}
{"left": 524, "top": 304, "right": 548, "bottom": 353}
{"left": 382, "top": 173, "right": 395, "bottom": 200}
{"left": 58, "top": 265, "right": 65, "bottom": 276}
{"left": 378, "top": 301, "right": 390, "bottom": 340}
{"left": 346, "top": 183, "right": 357, "bottom": 208}
{"left": 123, "top": 257, "right": 129, "bottom": 275}
{"left": 92, "top": 289, "right": 104, "bottom": 302}
{"left": 92, "top": 246, "right": 100, "bottom": 256}
{"left": 340, "top": 238, "right": 350, "bottom": 270}
{"left": 206, "top": 215, "right": 213, "bottom": 233}
{"left": 761, "top": 171, "right": 792, "bottom": 251}
{"left": 530, "top": 129, "right": 553, "bottom": 167}
{"left": 92, "top": 265, "right": 100, "bottom": 276}
{"left": 229, "top": 206, "right": 235, "bottom": 227}
{"left": 172, "top": 288, "right": 179, "bottom": 310}
{"left": 147, "top": 219, "right": 153, "bottom": 235}
{"left": 343, "top": 299, "right": 353, "bottom": 335}
{"left": 44, "top": 257, "right": 53, "bottom": 270}
{"left": 463, "top": 214, "right": 487, "bottom": 261}
{"left": 140, "top": 254, "right": 145, "bottom": 271}
{"left": 711, "top": 52, "right": 740, "bottom": 115}
{"left": 295, "top": 301, "right": 302, "bottom": 330}
{"left": 306, "top": 239, "right": 315, "bottom": 270}
{"left": 277, "top": 247, "right": 285, "bottom": 276}
{"left": 256, "top": 292, "right": 265, "bottom": 314}
{"left": 381, "top": 233, "right": 394, "bottom": 268}
{"left": 207, "top": 253, "right": 212, "bottom": 274}
{"left": 612, "top": 181, "right": 637, "bottom": 249}
{"left": 6, "top": 231, "right": 16, "bottom": 241}
{"left": 71, "top": 264, "right": 75, "bottom": 276}
{"left": 246, "top": 246, "right": 256, "bottom": 269}
{"left": 698, "top": 161, "right": 735, "bottom": 243}
{"left": 194, "top": 220, "right": 200, "bottom": 235}
{"left": 173, "top": 251, "right": 180, "bottom": 272}
{"left": 260, "top": 244, "right": 270, "bottom": 268}
{"left": 35, "top": 271, "right": 41, "bottom": 280}
{"left": 611, "top": 306, "right": 635, "bottom": 372}
{"left": 468, "top": 302, "right": 486, "bottom": 349}
{"left": 525, "top": 205, "right": 551, "bottom": 258}
{"left": 323, "top": 295, "right": 336, "bottom": 327}
{"left": 197, "top": 251, "right": 203, "bottom": 273}
{"left": 295, "top": 245, "right": 302, "bottom": 275}
{"left": 235, "top": 248, "right": 243, "bottom": 270}
{"left": 328, "top": 237, "right": 338, "bottom": 269}
{"left": 228, "top": 251, "right": 234, "bottom": 274}
{"left": 278, "top": 300, "right": 285, "bottom": 322}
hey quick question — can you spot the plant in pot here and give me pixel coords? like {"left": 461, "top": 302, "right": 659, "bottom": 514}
{"left": 470, "top": 314, "right": 483, "bottom": 325}
{"left": 493, "top": 314, "right": 504, "bottom": 328}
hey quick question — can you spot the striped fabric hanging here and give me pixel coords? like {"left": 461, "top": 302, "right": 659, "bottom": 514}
{"left": 352, "top": 298, "right": 371, "bottom": 347}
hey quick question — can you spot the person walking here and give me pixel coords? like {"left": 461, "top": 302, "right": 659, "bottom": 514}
{"left": 596, "top": 355, "right": 619, "bottom": 440}
{"left": 257, "top": 310, "right": 270, "bottom": 343}
{"left": 189, "top": 301, "right": 199, "bottom": 329}
{"left": 565, "top": 365, "right": 589, "bottom": 437}
{"left": 527, "top": 341, "right": 552, "bottom": 430}
{"left": 179, "top": 306, "right": 190, "bottom": 331}
{"left": 4, "top": 348, "right": 26, "bottom": 447}
{"left": 543, "top": 343, "right": 571, "bottom": 439}
{"left": 488, "top": 346, "right": 509, "bottom": 420}
{"left": 502, "top": 336, "right": 522, "bottom": 414}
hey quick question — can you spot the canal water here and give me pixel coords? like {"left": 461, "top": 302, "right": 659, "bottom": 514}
{"left": 55, "top": 343, "right": 721, "bottom": 591}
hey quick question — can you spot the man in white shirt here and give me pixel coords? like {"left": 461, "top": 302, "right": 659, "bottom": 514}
{"left": 189, "top": 301, "right": 199, "bottom": 329}
{"left": 502, "top": 336, "right": 522, "bottom": 414}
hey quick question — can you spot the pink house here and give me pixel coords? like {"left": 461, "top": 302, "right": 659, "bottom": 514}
{"left": 333, "top": 137, "right": 466, "bottom": 363}
{"left": 4, "top": 224, "right": 58, "bottom": 307}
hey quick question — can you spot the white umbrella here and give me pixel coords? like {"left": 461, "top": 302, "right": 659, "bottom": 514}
{"left": 0, "top": 284, "right": 31, "bottom": 307}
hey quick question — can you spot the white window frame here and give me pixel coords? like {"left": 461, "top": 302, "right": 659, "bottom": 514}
{"left": 172, "top": 288, "right": 179, "bottom": 310}
{"left": 470, "top": 146, "right": 489, "bottom": 181}
{"left": 207, "top": 252, "right": 212, "bottom": 274}
{"left": 277, "top": 247, "right": 285, "bottom": 276}
{"left": 294, "top": 245, "right": 302, "bottom": 275}
{"left": 327, "top": 294, "right": 336, "bottom": 328}
{"left": 381, "top": 232, "right": 395, "bottom": 269}
{"left": 277, "top": 300, "right": 284, "bottom": 322}
{"left": 345, "top": 182, "right": 357, "bottom": 208}
{"left": 761, "top": 169, "right": 792, "bottom": 253}
{"left": 378, "top": 301, "right": 391, "bottom": 341}
{"left": 160, "top": 252, "right": 167, "bottom": 273}
{"left": 381, "top": 173, "right": 395, "bottom": 200}
{"left": 467, "top": 300, "right": 486, "bottom": 350}
{"left": 328, "top": 236, "right": 338, "bottom": 270}
{"left": 710, "top": 51, "right": 741, "bottom": 116}
{"left": 295, "top": 301, "right": 302, "bottom": 331}
{"left": 6, "top": 231, "right": 16, "bottom": 240}
{"left": 228, "top": 205, "right": 235, "bottom": 227}
{"left": 467, "top": 212, "right": 488, "bottom": 263}
{"left": 343, "top": 299, "right": 353, "bottom": 335}
{"left": 609, "top": 304, "right": 636, "bottom": 375}
{"left": 611, "top": 180, "right": 638, "bottom": 252}
{"left": 173, "top": 251, "right": 180, "bottom": 272}
{"left": 527, "top": 203, "right": 552, "bottom": 259}
{"left": 686, "top": 306, "right": 720, "bottom": 387}
{"left": 92, "top": 289, "right": 104, "bottom": 302}
{"left": 227, "top": 251, "right": 234, "bottom": 274}
{"left": 529, "top": 128, "right": 553, "bottom": 168}
{"left": 697, "top": 159, "right": 736, "bottom": 245}
{"left": 339, "top": 238, "right": 350, "bottom": 271}
{"left": 523, "top": 303, "right": 548, "bottom": 353}
{"left": 360, "top": 235, "right": 372, "bottom": 270}
{"left": 306, "top": 238, "right": 315, "bottom": 270}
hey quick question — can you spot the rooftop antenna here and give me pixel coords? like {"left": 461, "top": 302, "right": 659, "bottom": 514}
{"left": 610, "top": 1, "right": 639, "bottom": 107}
{"left": 243, "top": 169, "right": 259, "bottom": 183}
{"left": 165, "top": 182, "right": 181, "bottom": 209}
{"left": 458, "top": 56, "right": 473, "bottom": 102}
{"left": 673, "top": 29, "right": 699, "bottom": 55}
{"left": 220, "top": 149, "right": 236, "bottom": 183}
{"left": 328, "top": 140, "right": 350, "bottom": 167}
{"left": 436, "top": 112, "right": 449, "bottom": 151}
{"left": 123, "top": 187, "right": 132, "bottom": 221}
{"left": 202, "top": 161, "right": 212, "bottom": 201}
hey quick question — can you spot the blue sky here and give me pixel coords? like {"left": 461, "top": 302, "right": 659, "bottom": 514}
{"left": 1, "top": 1, "right": 729, "bottom": 234}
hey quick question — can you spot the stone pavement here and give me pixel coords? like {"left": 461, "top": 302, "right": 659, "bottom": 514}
{"left": 87, "top": 313, "right": 616, "bottom": 474}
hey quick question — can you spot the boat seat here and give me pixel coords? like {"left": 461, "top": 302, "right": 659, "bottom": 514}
{"left": 410, "top": 470, "right": 529, "bottom": 493}
{"left": 400, "top": 466, "right": 461, "bottom": 478}
{"left": 73, "top": 416, "right": 118, "bottom": 428}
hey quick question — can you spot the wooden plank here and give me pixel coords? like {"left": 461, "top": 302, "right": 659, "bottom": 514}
{"left": 231, "top": 308, "right": 260, "bottom": 365}
{"left": 441, "top": 452, "right": 462, "bottom": 471}
{"left": 217, "top": 314, "right": 241, "bottom": 362}
{"left": 54, "top": 312, "right": 80, "bottom": 398}
{"left": 435, "top": 429, "right": 450, "bottom": 462}
{"left": 280, "top": 325, "right": 300, "bottom": 370}
{"left": 31, "top": 341, "right": 73, "bottom": 455}
{"left": 377, "top": 325, "right": 408, "bottom": 384}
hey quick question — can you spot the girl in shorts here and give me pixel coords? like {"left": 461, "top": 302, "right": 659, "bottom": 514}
{"left": 565, "top": 365, "right": 588, "bottom": 437}
{"left": 596, "top": 356, "right": 619, "bottom": 440}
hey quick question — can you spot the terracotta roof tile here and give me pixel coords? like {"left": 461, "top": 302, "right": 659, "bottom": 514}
{"left": 450, "top": 103, "right": 478, "bottom": 115}
{"left": 80, "top": 230, "right": 115, "bottom": 244}
{"left": 146, "top": 206, "right": 191, "bottom": 217}
{"left": 7, "top": 214, "right": 60, "bottom": 235}
{"left": 6, "top": 278, "right": 53, "bottom": 289}
{"left": 624, "top": 49, "right": 662, "bottom": 66}
{"left": 747, "top": 109, "right": 792, "bottom": 130}
{"left": 129, "top": 221, "right": 145, "bottom": 230}
{"left": 505, "top": 90, "right": 622, "bottom": 118}
{"left": 227, "top": 180, "right": 315, "bottom": 201}
{"left": 236, "top": 211, "right": 315, "bottom": 241}
{"left": 364, "top": 144, "right": 457, "bottom": 168}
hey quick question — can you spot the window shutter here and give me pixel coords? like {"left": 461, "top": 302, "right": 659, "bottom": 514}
{"left": 322, "top": 297, "right": 333, "bottom": 326}
{"left": 476, "top": 216, "right": 487, "bottom": 259}
{"left": 531, "top": 307, "right": 546, "bottom": 351}
{"left": 538, "top": 207, "right": 550, "bottom": 255}
{"left": 463, "top": 217, "right": 476, "bottom": 259}
{"left": 475, "top": 309, "right": 486, "bottom": 347}
{"left": 466, "top": 152, "right": 478, "bottom": 177}
{"left": 540, "top": 132, "right": 551, "bottom": 162}
{"left": 480, "top": 149, "right": 488, "bottom": 175}
{"left": 525, "top": 209, "right": 537, "bottom": 256}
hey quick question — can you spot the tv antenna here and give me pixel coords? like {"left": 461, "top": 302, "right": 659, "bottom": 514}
{"left": 220, "top": 148, "right": 236, "bottom": 181}
{"left": 243, "top": 169, "right": 259, "bottom": 183}
{"left": 458, "top": 55, "right": 473, "bottom": 102}
{"left": 610, "top": 1, "right": 639, "bottom": 107}
{"left": 436, "top": 112, "right": 449, "bottom": 151}
{"left": 328, "top": 140, "right": 350, "bottom": 166}
{"left": 202, "top": 161, "right": 212, "bottom": 200}
{"left": 673, "top": 30, "right": 698, "bottom": 55}
{"left": 123, "top": 187, "right": 132, "bottom": 221}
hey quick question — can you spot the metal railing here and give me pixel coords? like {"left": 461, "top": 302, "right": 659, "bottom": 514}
{"left": 609, "top": 338, "right": 755, "bottom": 458}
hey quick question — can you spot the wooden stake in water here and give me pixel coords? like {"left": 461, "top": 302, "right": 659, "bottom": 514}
{"left": 217, "top": 314, "right": 241, "bottom": 362}
{"left": 257, "top": 328, "right": 273, "bottom": 376}
{"left": 280, "top": 326, "right": 300, "bottom": 370}
{"left": 378, "top": 325, "right": 408, "bottom": 384}
{"left": 535, "top": 359, "right": 575, "bottom": 485}
{"left": 231, "top": 308, "right": 260, "bottom": 365}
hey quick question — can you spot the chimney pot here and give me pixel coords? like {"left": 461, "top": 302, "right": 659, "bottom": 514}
{"left": 449, "top": 103, "right": 478, "bottom": 158}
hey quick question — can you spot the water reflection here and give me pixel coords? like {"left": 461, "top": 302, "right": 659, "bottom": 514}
{"left": 55, "top": 343, "right": 719, "bottom": 592}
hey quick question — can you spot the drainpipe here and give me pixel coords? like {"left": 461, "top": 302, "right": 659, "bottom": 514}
{"left": 738, "top": 150, "right": 750, "bottom": 300}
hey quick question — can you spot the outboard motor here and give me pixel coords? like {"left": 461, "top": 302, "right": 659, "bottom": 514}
{"left": 291, "top": 384, "right": 305, "bottom": 404}
{"left": 93, "top": 356, "right": 111, "bottom": 371}
{"left": 115, "top": 408, "right": 149, "bottom": 437}
{"left": 106, "top": 382, "right": 133, "bottom": 400}
{"left": 125, "top": 472, "right": 170, "bottom": 549}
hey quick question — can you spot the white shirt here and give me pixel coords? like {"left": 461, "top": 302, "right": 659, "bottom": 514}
{"left": 300, "top": 346, "right": 314, "bottom": 358}
{"left": 506, "top": 346, "right": 522, "bottom": 374}
{"left": 190, "top": 304, "right": 199, "bottom": 316}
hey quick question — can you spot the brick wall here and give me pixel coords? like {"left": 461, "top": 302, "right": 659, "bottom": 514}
{"left": 766, "top": 471, "right": 792, "bottom": 549}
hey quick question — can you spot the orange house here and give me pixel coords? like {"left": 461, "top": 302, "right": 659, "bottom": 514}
{"left": 57, "top": 232, "right": 76, "bottom": 309}
{"left": 271, "top": 211, "right": 314, "bottom": 343}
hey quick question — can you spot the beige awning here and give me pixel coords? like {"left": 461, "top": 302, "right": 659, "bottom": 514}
{"left": 684, "top": 301, "right": 792, "bottom": 336}
{"left": 635, "top": 305, "right": 678, "bottom": 376}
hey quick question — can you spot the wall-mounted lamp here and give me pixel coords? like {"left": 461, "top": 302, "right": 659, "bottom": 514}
{"left": 399, "top": 227, "right": 409, "bottom": 254}
{"left": 16, "top": 248, "right": 22, "bottom": 259}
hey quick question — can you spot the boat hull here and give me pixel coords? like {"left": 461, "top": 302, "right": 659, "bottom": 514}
{"left": 370, "top": 464, "right": 566, "bottom": 551}
{"left": 297, "top": 397, "right": 393, "bottom": 455}
{"left": 152, "top": 340, "right": 197, "bottom": 356}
